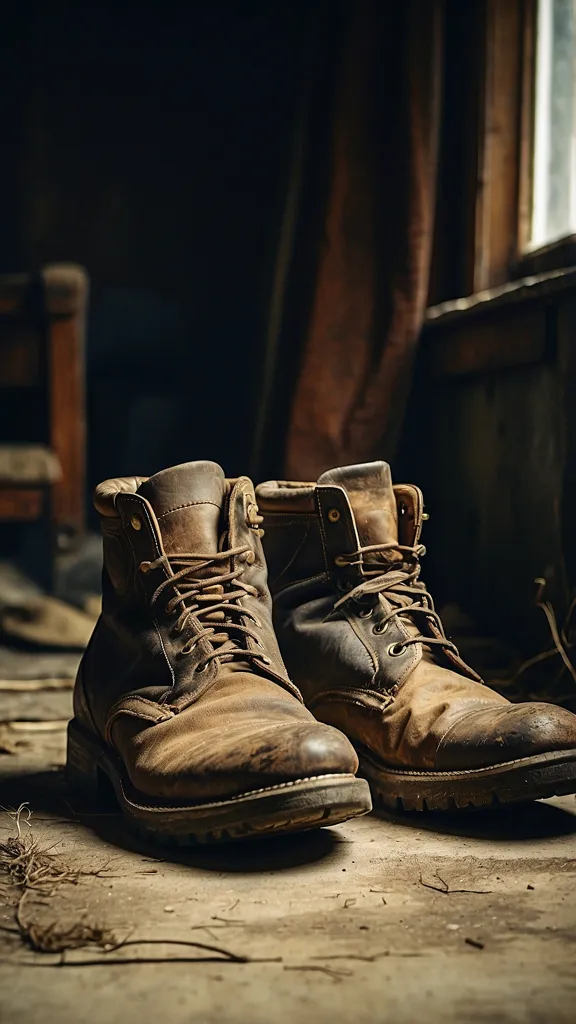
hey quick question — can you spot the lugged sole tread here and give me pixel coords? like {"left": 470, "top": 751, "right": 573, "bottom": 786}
{"left": 359, "top": 747, "right": 576, "bottom": 812}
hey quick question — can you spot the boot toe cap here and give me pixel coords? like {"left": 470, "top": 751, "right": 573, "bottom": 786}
{"left": 293, "top": 723, "right": 359, "bottom": 777}
{"left": 435, "top": 702, "right": 576, "bottom": 771}
{"left": 115, "top": 715, "right": 359, "bottom": 802}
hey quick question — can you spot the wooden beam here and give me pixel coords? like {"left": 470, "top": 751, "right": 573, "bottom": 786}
{"left": 474, "top": 0, "right": 524, "bottom": 291}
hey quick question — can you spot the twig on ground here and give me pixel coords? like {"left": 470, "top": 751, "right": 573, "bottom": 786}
{"left": 311, "top": 952, "right": 388, "bottom": 962}
{"left": 284, "top": 965, "right": 351, "bottom": 981}
{"left": 418, "top": 872, "right": 492, "bottom": 895}
{"left": 0, "top": 953, "right": 282, "bottom": 968}
{"left": 110, "top": 938, "right": 250, "bottom": 958}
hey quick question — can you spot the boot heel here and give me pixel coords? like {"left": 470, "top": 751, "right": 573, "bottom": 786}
{"left": 66, "top": 720, "right": 105, "bottom": 802}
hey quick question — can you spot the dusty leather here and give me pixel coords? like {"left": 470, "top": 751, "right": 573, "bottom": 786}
{"left": 257, "top": 462, "right": 576, "bottom": 772}
{"left": 74, "top": 461, "right": 358, "bottom": 801}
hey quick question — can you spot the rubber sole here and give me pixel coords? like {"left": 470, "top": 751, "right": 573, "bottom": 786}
{"left": 65, "top": 719, "right": 372, "bottom": 845}
{"left": 358, "top": 746, "right": 576, "bottom": 812}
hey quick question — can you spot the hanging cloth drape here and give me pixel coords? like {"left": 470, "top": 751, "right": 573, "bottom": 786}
{"left": 285, "top": 1, "right": 444, "bottom": 479}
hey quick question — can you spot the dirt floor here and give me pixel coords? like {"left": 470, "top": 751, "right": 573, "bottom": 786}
{"left": 1, "top": 681, "right": 575, "bottom": 1024}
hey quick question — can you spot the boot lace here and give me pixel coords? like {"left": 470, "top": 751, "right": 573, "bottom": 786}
{"left": 333, "top": 542, "right": 458, "bottom": 658}
{"left": 145, "top": 546, "right": 269, "bottom": 672}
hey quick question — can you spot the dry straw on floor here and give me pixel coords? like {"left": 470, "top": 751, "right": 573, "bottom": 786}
{"left": 0, "top": 804, "right": 115, "bottom": 955}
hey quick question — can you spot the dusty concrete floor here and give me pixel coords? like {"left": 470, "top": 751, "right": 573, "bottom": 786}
{"left": 0, "top": 688, "right": 575, "bottom": 1024}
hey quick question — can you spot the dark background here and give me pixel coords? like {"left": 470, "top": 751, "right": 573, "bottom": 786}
{"left": 0, "top": 3, "right": 341, "bottom": 506}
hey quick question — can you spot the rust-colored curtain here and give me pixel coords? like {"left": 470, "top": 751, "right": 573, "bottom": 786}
{"left": 285, "top": 1, "right": 444, "bottom": 480}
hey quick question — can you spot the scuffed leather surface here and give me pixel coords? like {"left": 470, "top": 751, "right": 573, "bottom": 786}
{"left": 310, "top": 660, "right": 504, "bottom": 769}
{"left": 94, "top": 476, "right": 148, "bottom": 517}
{"left": 258, "top": 462, "right": 576, "bottom": 773}
{"left": 75, "top": 461, "right": 359, "bottom": 802}
{"left": 272, "top": 575, "right": 420, "bottom": 701}
{"left": 111, "top": 669, "right": 358, "bottom": 800}
{"left": 256, "top": 481, "right": 316, "bottom": 514}
{"left": 318, "top": 463, "right": 400, "bottom": 556}
{"left": 260, "top": 515, "right": 325, "bottom": 591}
{"left": 435, "top": 701, "right": 576, "bottom": 770}
{"left": 138, "top": 461, "right": 225, "bottom": 556}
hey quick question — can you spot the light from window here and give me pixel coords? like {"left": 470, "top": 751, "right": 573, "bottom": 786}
{"left": 530, "top": 0, "right": 576, "bottom": 249}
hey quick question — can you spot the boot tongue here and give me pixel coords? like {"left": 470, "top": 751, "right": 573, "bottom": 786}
{"left": 317, "top": 462, "right": 399, "bottom": 560}
{"left": 137, "top": 461, "right": 227, "bottom": 556}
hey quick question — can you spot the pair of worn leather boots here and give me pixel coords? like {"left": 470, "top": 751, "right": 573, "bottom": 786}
{"left": 67, "top": 460, "right": 576, "bottom": 844}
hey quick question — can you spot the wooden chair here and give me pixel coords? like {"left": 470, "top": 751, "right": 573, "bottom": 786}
{"left": 0, "top": 264, "right": 88, "bottom": 589}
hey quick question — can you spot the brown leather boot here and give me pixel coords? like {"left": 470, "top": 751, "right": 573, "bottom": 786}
{"left": 256, "top": 462, "right": 576, "bottom": 811}
{"left": 66, "top": 461, "right": 371, "bottom": 843}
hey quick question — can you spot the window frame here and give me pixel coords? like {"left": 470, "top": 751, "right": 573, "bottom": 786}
{"left": 516, "top": 0, "right": 576, "bottom": 274}
{"left": 471, "top": 0, "right": 576, "bottom": 291}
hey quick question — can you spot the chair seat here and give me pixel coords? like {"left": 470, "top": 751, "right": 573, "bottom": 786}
{"left": 0, "top": 445, "right": 62, "bottom": 485}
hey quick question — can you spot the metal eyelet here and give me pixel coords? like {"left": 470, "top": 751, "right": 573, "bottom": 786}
{"left": 195, "top": 661, "right": 208, "bottom": 673}
{"left": 358, "top": 607, "right": 372, "bottom": 619}
{"left": 139, "top": 560, "right": 151, "bottom": 573}
{"left": 373, "top": 620, "right": 388, "bottom": 635}
{"left": 259, "top": 655, "right": 271, "bottom": 665}
{"left": 334, "top": 555, "right": 348, "bottom": 567}
{"left": 327, "top": 508, "right": 340, "bottom": 523}
{"left": 388, "top": 642, "right": 406, "bottom": 657}
{"left": 336, "top": 578, "right": 353, "bottom": 594}
{"left": 130, "top": 514, "right": 142, "bottom": 531}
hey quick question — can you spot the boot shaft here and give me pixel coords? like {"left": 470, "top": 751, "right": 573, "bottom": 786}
{"left": 78, "top": 463, "right": 297, "bottom": 736}
{"left": 96, "top": 463, "right": 263, "bottom": 605}
{"left": 256, "top": 464, "right": 425, "bottom": 596}
{"left": 256, "top": 462, "right": 480, "bottom": 703}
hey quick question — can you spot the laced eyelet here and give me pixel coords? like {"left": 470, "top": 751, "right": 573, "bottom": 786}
{"left": 334, "top": 555, "right": 348, "bottom": 567}
{"left": 388, "top": 642, "right": 406, "bottom": 657}
{"left": 139, "top": 560, "right": 151, "bottom": 573}
{"left": 373, "top": 621, "right": 388, "bottom": 635}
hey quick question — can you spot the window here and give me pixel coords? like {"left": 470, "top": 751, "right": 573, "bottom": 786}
{"left": 530, "top": 0, "right": 576, "bottom": 249}
{"left": 428, "top": 0, "right": 576, "bottom": 301}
